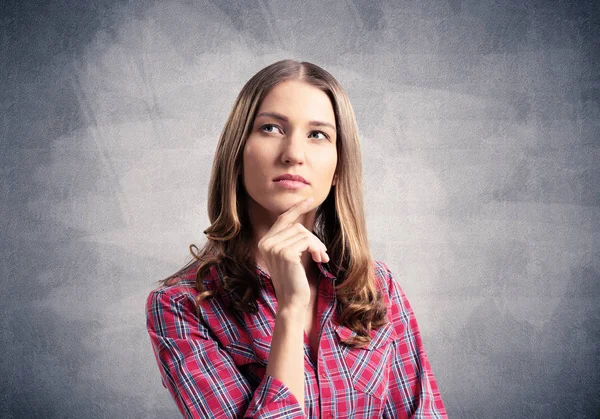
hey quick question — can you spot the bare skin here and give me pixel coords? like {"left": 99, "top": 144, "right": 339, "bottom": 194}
{"left": 259, "top": 197, "right": 327, "bottom": 413}
{"left": 242, "top": 80, "right": 338, "bottom": 412}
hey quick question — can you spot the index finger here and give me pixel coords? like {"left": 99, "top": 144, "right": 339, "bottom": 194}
{"left": 270, "top": 196, "right": 314, "bottom": 233}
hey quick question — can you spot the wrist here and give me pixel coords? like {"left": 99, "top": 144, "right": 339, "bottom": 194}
{"left": 276, "top": 304, "right": 307, "bottom": 322}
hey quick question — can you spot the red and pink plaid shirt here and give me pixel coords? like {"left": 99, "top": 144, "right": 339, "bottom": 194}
{"left": 146, "top": 259, "right": 447, "bottom": 418}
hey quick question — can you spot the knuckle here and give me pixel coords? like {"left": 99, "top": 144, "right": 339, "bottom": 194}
{"left": 280, "top": 248, "right": 292, "bottom": 260}
{"left": 272, "top": 243, "right": 283, "bottom": 255}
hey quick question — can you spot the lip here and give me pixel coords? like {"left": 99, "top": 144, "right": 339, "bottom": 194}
{"left": 273, "top": 174, "right": 309, "bottom": 184}
{"left": 274, "top": 179, "right": 308, "bottom": 190}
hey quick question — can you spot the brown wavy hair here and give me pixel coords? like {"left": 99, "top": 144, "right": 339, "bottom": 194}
{"left": 156, "top": 59, "right": 387, "bottom": 348}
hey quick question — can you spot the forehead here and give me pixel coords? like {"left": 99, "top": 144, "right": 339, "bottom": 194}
{"left": 257, "top": 80, "right": 336, "bottom": 125}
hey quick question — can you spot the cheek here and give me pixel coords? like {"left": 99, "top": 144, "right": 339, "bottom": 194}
{"left": 242, "top": 141, "right": 269, "bottom": 179}
{"left": 244, "top": 146, "right": 261, "bottom": 169}
{"left": 316, "top": 149, "right": 337, "bottom": 177}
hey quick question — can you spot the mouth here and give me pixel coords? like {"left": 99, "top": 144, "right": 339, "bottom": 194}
{"left": 273, "top": 179, "right": 309, "bottom": 190}
{"left": 273, "top": 175, "right": 309, "bottom": 184}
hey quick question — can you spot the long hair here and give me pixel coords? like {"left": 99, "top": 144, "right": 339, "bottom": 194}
{"left": 157, "top": 59, "right": 387, "bottom": 348}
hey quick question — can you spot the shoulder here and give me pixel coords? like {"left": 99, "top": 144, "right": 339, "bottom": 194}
{"left": 372, "top": 259, "right": 395, "bottom": 295}
{"left": 372, "top": 259, "right": 413, "bottom": 315}
{"left": 145, "top": 261, "right": 221, "bottom": 313}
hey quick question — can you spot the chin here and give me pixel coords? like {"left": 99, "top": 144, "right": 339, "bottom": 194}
{"left": 265, "top": 195, "right": 309, "bottom": 212}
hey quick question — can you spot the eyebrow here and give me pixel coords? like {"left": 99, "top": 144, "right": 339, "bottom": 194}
{"left": 255, "top": 112, "right": 337, "bottom": 132}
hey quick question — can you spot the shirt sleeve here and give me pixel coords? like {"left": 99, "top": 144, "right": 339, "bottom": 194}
{"left": 379, "top": 261, "right": 448, "bottom": 419}
{"left": 145, "top": 288, "right": 305, "bottom": 419}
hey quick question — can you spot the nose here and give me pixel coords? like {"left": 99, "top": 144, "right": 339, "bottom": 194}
{"left": 280, "top": 130, "right": 306, "bottom": 165}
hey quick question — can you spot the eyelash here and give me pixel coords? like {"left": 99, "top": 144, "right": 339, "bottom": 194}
{"left": 260, "top": 124, "right": 329, "bottom": 140}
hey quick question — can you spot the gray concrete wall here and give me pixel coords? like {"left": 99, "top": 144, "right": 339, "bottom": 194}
{"left": 1, "top": 1, "right": 598, "bottom": 418}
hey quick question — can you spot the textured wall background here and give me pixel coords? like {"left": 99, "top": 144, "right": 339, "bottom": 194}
{"left": 1, "top": 0, "right": 599, "bottom": 418}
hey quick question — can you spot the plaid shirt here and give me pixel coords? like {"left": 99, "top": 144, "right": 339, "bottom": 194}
{"left": 146, "top": 259, "right": 447, "bottom": 418}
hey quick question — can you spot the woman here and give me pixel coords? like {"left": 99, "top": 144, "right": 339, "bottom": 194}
{"left": 145, "top": 59, "right": 447, "bottom": 418}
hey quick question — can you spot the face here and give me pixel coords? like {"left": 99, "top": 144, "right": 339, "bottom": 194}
{"left": 242, "top": 79, "right": 338, "bottom": 220}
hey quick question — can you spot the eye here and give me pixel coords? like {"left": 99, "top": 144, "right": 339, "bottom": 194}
{"left": 309, "top": 131, "right": 329, "bottom": 140}
{"left": 260, "top": 124, "right": 283, "bottom": 134}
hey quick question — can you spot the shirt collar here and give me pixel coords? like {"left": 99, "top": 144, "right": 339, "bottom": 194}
{"left": 255, "top": 261, "right": 336, "bottom": 282}
{"left": 213, "top": 262, "right": 337, "bottom": 309}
